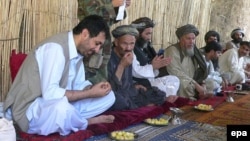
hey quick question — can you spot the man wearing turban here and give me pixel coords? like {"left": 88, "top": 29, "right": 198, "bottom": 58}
{"left": 225, "top": 28, "right": 245, "bottom": 50}
{"left": 78, "top": 0, "right": 132, "bottom": 84}
{"left": 130, "top": 17, "right": 180, "bottom": 100}
{"left": 107, "top": 25, "right": 170, "bottom": 110}
{"left": 165, "top": 24, "right": 210, "bottom": 100}
{"left": 200, "top": 30, "right": 221, "bottom": 71}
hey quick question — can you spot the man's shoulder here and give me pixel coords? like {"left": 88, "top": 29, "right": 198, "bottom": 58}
{"left": 225, "top": 40, "right": 236, "bottom": 49}
{"left": 38, "top": 32, "right": 68, "bottom": 45}
{"left": 221, "top": 48, "right": 236, "bottom": 57}
{"left": 165, "top": 44, "right": 178, "bottom": 52}
{"left": 225, "top": 40, "right": 234, "bottom": 46}
{"left": 199, "top": 46, "right": 206, "bottom": 54}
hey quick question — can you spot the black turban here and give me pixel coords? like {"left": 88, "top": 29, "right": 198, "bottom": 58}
{"left": 112, "top": 25, "right": 139, "bottom": 38}
{"left": 175, "top": 24, "right": 199, "bottom": 39}
{"left": 131, "top": 17, "right": 155, "bottom": 30}
{"left": 204, "top": 30, "right": 220, "bottom": 42}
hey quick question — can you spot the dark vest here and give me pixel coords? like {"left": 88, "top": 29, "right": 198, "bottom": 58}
{"left": 133, "top": 42, "right": 156, "bottom": 66}
{"left": 133, "top": 42, "right": 169, "bottom": 82}
{"left": 132, "top": 42, "right": 156, "bottom": 88}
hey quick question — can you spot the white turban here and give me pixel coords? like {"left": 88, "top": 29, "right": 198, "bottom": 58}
{"left": 231, "top": 28, "right": 245, "bottom": 38}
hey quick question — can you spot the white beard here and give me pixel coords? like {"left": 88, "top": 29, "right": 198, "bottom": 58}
{"left": 185, "top": 47, "right": 194, "bottom": 57}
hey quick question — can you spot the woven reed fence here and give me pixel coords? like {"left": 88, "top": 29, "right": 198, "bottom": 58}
{"left": 113, "top": 0, "right": 212, "bottom": 50}
{"left": 0, "top": 0, "right": 79, "bottom": 101}
{"left": 0, "top": 0, "right": 212, "bottom": 101}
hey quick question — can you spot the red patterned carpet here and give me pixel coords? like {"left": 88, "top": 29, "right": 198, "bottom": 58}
{"left": 179, "top": 94, "right": 250, "bottom": 127}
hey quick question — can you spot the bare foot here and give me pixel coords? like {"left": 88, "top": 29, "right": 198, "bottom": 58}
{"left": 166, "top": 95, "right": 178, "bottom": 103}
{"left": 146, "top": 103, "right": 155, "bottom": 107}
{"left": 88, "top": 115, "right": 115, "bottom": 125}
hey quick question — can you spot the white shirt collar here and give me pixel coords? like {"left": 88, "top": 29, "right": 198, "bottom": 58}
{"left": 68, "top": 31, "right": 83, "bottom": 60}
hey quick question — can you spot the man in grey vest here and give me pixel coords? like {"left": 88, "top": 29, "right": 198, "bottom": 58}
{"left": 4, "top": 15, "right": 115, "bottom": 136}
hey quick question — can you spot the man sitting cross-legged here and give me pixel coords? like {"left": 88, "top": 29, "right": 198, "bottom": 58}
{"left": 107, "top": 25, "right": 177, "bottom": 111}
{"left": 131, "top": 17, "right": 180, "bottom": 100}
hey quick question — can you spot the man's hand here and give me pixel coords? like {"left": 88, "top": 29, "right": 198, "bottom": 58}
{"left": 65, "top": 82, "right": 112, "bottom": 101}
{"left": 166, "top": 95, "right": 178, "bottom": 103}
{"left": 115, "top": 52, "right": 133, "bottom": 81}
{"left": 134, "top": 84, "right": 147, "bottom": 91}
{"left": 195, "top": 83, "right": 205, "bottom": 95}
{"left": 112, "top": 0, "right": 131, "bottom": 8}
{"left": 245, "top": 71, "right": 250, "bottom": 78}
{"left": 221, "top": 79, "right": 229, "bottom": 89}
{"left": 120, "top": 52, "right": 133, "bottom": 68}
{"left": 89, "top": 82, "right": 112, "bottom": 97}
{"left": 152, "top": 56, "right": 171, "bottom": 69}
{"left": 112, "top": 0, "right": 125, "bottom": 7}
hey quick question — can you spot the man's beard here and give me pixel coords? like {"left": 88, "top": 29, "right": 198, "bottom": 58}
{"left": 184, "top": 46, "right": 195, "bottom": 57}
{"left": 137, "top": 37, "right": 148, "bottom": 48}
{"left": 232, "top": 37, "right": 242, "bottom": 44}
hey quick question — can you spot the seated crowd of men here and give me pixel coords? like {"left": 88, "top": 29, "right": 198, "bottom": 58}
{"left": 3, "top": 14, "right": 250, "bottom": 136}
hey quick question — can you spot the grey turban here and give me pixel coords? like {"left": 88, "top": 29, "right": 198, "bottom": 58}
{"left": 112, "top": 25, "right": 139, "bottom": 38}
{"left": 231, "top": 28, "right": 245, "bottom": 38}
{"left": 175, "top": 24, "right": 199, "bottom": 39}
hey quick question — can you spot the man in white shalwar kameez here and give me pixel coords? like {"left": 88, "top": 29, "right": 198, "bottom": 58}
{"left": 131, "top": 17, "right": 179, "bottom": 100}
{"left": 203, "top": 41, "right": 227, "bottom": 94}
{"left": 4, "top": 15, "right": 115, "bottom": 136}
{"left": 132, "top": 54, "right": 180, "bottom": 98}
{"left": 219, "top": 41, "right": 250, "bottom": 85}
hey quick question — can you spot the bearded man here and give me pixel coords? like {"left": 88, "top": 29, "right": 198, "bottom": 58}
{"left": 131, "top": 17, "right": 180, "bottom": 98}
{"left": 107, "top": 25, "right": 178, "bottom": 111}
{"left": 164, "top": 24, "right": 210, "bottom": 100}
{"left": 225, "top": 28, "right": 245, "bottom": 50}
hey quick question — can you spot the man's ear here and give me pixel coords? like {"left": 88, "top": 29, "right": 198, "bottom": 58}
{"left": 114, "top": 39, "right": 118, "bottom": 47}
{"left": 81, "top": 29, "right": 89, "bottom": 39}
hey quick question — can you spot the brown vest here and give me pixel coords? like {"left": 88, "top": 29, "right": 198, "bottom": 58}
{"left": 4, "top": 32, "right": 71, "bottom": 132}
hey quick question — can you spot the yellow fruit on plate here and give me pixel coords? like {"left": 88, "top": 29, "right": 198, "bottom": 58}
{"left": 197, "top": 104, "right": 212, "bottom": 110}
{"left": 110, "top": 131, "right": 136, "bottom": 140}
{"left": 145, "top": 118, "right": 168, "bottom": 125}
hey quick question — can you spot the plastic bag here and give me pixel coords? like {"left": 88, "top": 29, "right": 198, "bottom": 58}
{"left": 0, "top": 118, "right": 16, "bottom": 141}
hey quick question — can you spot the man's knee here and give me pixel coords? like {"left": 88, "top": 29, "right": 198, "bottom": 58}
{"left": 53, "top": 99, "right": 75, "bottom": 116}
